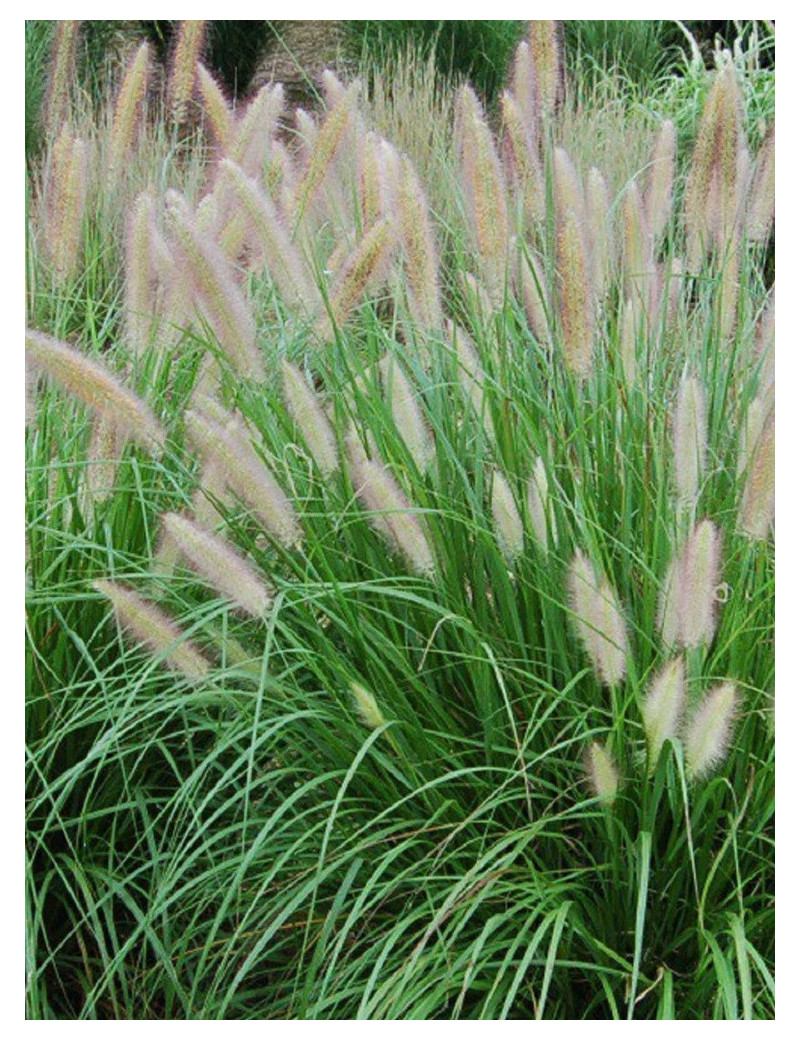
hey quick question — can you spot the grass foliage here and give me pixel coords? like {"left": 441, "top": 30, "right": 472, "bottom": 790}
{"left": 25, "top": 20, "right": 774, "bottom": 1020}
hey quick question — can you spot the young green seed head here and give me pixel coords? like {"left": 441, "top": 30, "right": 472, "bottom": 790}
{"left": 350, "top": 681, "right": 387, "bottom": 731}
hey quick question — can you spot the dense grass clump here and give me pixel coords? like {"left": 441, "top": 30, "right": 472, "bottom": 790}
{"left": 26, "top": 20, "right": 774, "bottom": 1020}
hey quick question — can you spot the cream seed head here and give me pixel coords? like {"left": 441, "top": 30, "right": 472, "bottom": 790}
{"left": 684, "top": 682, "right": 738, "bottom": 780}
{"left": 397, "top": 155, "right": 443, "bottom": 333}
{"left": 527, "top": 456, "right": 556, "bottom": 553}
{"left": 281, "top": 359, "right": 338, "bottom": 479}
{"left": 352, "top": 457, "right": 436, "bottom": 577}
{"left": 553, "top": 147, "right": 595, "bottom": 379}
{"left": 25, "top": 330, "right": 166, "bottom": 457}
{"left": 568, "top": 550, "right": 629, "bottom": 686}
{"left": 44, "top": 126, "right": 87, "bottom": 285}
{"left": 162, "top": 512, "right": 272, "bottom": 618}
{"left": 491, "top": 470, "right": 525, "bottom": 562}
{"left": 94, "top": 579, "right": 211, "bottom": 682}
{"left": 378, "top": 356, "right": 432, "bottom": 474}
{"left": 456, "top": 85, "right": 509, "bottom": 308}
{"left": 673, "top": 374, "right": 708, "bottom": 507}
{"left": 642, "top": 657, "right": 686, "bottom": 769}
{"left": 746, "top": 122, "right": 775, "bottom": 244}
{"left": 167, "top": 20, "right": 206, "bottom": 127}
{"left": 658, "top": 520, "right": 721, "bottom": 650}
{"left": 184, "top": 406, "right": 302, "bottom": 549}
{"left": 528, "top": 21, "right": 565, "bottom": 124}
{"left": 196, "top": 63, "right": 233, "bottom": 149}
{"left": 644, "top": 119, "right": 677, "bottom": 247}
{"left": 585, "top": 742, "right": 619, "bottom": 806}
{"left": 737, "top": 408, "right": 775, "bottom": 541}
{"left": 166, "top": 190, "right": 264, "bottom": 381}
{"left": 108, "top": 41, "right": 151, "bottom": 182}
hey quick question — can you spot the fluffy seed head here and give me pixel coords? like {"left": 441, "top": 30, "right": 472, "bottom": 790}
{"left": 396, "top": 155, "right": 443, "bottom": 333}
{"left": 528, "top": 21, "right": 565, "bottom": 123}
{"left": 456, "top": 85, "right": 510, "bottom": 307}
{"left": 746, "top": 122, "right": 775, "bottom": 243}
{"left": 737, "top": 407, "right": 775, "bottom": 540}
{"left": 167, "top": 20, "right": 206, "bottom": 126}
{"left": 491, "top": 470, "right": 525, "bottom": 562}
{"left": 196, "top": 63, "right": 233, "bottom": 149}
{"left": 351, "top": 457, "right": 436, "bottom": 577}
{"left": 673, "top": 374, "right": 708, "bottom": 506}
{"left": 379, "top": 356, "right": 432, "bottom": 473}
{"left": 568, "top": 550, "right": 629, "bottom": 686}
{"left": 44, "top": 127, "right": 87, "bottom": 285}
{"left": 95, "top": 579, "right": 211, "bottom": 681}
{"left": 642, "top": 657, "right": 686, "bottom": 769}
{"left": 585, "top": 742, "right": 619, "bottom": 806}
{"left": 227, "top": 82, "right": 284, "bottom": 179}
{"left": 44, "top": 20, "right": 79, "bottom": 137}
{"left": 553, "top": 148, "right": 595, "bottom": 379}
{"left": 25, "top": 330, "right": 166, "bottom": 456}
{"left": 500, "top": 90, "right": 544, "bottom": 226}
{"left": 166, "top": 190, "right": 264, "bottom": 380}
{"left": 294, "top": 82, "right": 359, "bottom": 222}
{"left": 324, "top": 218, "right": 394, "bottom": 335}
{"left": 109, "top": 42, "right": 150, "bottom": 181}
{"left": 685, "top": 682, "right": 738, "bottom": 780}
{"left": 281, "top": 359, "right": 338, "bottom": 478}
{"left": 185, "top": 405, "right": 302, "bottom": 548}
{"left": 162, "top": 512, "right": 272, "bottom": 618}
{"left": 659, "top": 520, "right": 721, "bottom": 649}
{"left": 527, "top": 456, "right": 556, "bottom": 552}
{"left": 585, "top": 167, "right": 613, "bottom": 301}
{"left": 644, "top": 119, "right": 677, "bottom": 247}
{"left": 350, "top": 681, "right": 387, "bottom": 730}
{"left": 222, "top": 159, "right": 319, "bottom": 313}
